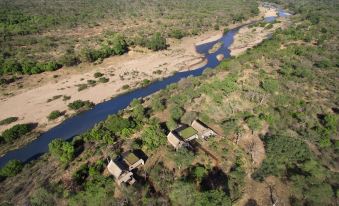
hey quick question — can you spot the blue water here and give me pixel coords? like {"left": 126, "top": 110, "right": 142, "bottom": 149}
{"left": 0, "top": 10, "right": 290, "bottom": 168}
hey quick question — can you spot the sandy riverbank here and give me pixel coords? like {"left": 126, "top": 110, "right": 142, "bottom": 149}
{"left": 229, "top": 6, "right": 289, "bottom": 56}
{"left": 0, "top": 30, "right": 222, "bottom": 134}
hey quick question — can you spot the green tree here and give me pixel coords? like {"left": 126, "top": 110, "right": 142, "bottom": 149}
{"left": 48, "top": 139, "right": 75, "bottom": 164}
{"left": 130, "top": 99, "right": 145, "bottom": 122}
{"left": 170, "top": 105, "right": 184, "bottom": 121}
{"left": 141, "top": 123, "right": 166, "bottom": 150}
{"left": 0, "top": 160, "right": 23, "bottom": 178}
{"left": 104, "top": 114, "right": 134, "bottom": 134}
{"left": 146, "top": 32, "right": 167, "bottom": 51}
{"left": 1, "top": 124, "right": 31, "bottom": 143}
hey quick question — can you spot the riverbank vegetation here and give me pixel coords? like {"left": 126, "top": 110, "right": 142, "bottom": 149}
{"left": 0, "top": 0, "right": 338, "bottom": 205}
{"left": 0, "top": 0, "right": 259, "bottom": 77}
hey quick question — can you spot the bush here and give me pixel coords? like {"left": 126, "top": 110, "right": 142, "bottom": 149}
{"left": 104, "top": 114, "right": 135, "bottom": 134}
{"left": 141, "top": 79, "right": 151, "bottom": 87}
{"left": 47, "top": 110, "right": 63, "bottom": 121}
{"left": 245, "top": 116, "right": 262, "bottom": 132}
{"left": 68, "top": 100, "right": 94, "bottom": 111}
{"left": 0, "top": 160, "right": 23, "bottom": 178}
{"left": 0, "top": 117, "right": 18, "bottom": 126}
{"left": 146, "top": 32, "right": 167, "bottom": 51}
{"left": 1, "top": 124, "right": 32, "bottom": 143}
{"left": 170, "top": 105, "right": 184, "bottom": 121}
{"left": 169, "top": 29, "right": 185, "bottom": 39}
{"left": 151, "top": 96, "right": 165, "bottom": 112}
{"left": 48, "top": 139, "right": 75, "bottom": 164}
{"left": 98, "top": 77, "right": 109, "bottom": 83}
{"left": 261, "top": 79, "right": 279, "bottom": 93}
{"left": 122, "top": 85, "right": 130, "bottom": 90}
{"left": 94, "top": 72, "right": 104, "bottom": 78}
{"left": 141, "top": 123, "right": 166, "bottom": 150}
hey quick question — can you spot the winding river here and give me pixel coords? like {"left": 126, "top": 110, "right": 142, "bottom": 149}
{"left": 0, "top": 9, "right": 290, "bottom": 168}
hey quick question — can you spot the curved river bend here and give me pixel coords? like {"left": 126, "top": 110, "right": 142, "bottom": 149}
{"left": 0, "top": 10, "right": 290, "bottom": 167}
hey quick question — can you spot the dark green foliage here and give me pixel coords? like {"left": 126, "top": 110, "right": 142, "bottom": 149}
{"left": 170, "top": 105, "right": 184, "bottom": 121}
{"left": 68, "top": 175, "right": 115, "bottom": 206}
{"left": 146, "top": 32, "right": 167, "bottom": 51}
{"left": 195, "top": 190, "right": 231, "bottom": 206}
{"left": 1, "top": 124, "right": 31, "bottom": 143}
{"left": 47, "top": 110, "right": 63, "bottom": 121}
{"left": 169, "top": 29, "right": 185, "bottom": 39}
{"left": 0, "top": 117, "right": 18, "bottom": 126}
{"left": 141, "top": 79, "right": 151, "bottom": 87}
{"left": 253, "top": 135, "right": 311, "bottom": 181}
{"left": 170, "top": 147, "right": 194, "bottom": 168}
{"left": 151, "top": 96, "right": 165, "bottom": 112}
{"left": 67, "top": 100, "right": 94, "bottom": 111}
{"left": 261, "top": 79, "right": 279, "bottom": 93}
{"left": 122, "top": 84, "right": 130, "bottom": 90}
{"left": 98, "top": 77, "right": 109, "bottom": 83}
{"left": 29, "top": 188, "right": 56, "bottom": 206}
{"left": 0, "top": 160, "right": 23, "bottom": 178}
{"left": 245, "top": 116, "right": 262, "bottom": 132}
{"left": 59, "top": 49, "right": 79, "bottom": 67}
{"left": 48, "top": 139, "right": 75, "bottom": 164}
{"left": 130, "top": 99, "right": 146, "bottom": 122}
{"left": 79, "top": 34, "right": 128, "bottom": 63}
{"left": 94, "top": 72, "right": 104, "bottom": 78}
{"left": 104, "top": 114, "right": 135, "bottom": 135}
{"left": 141, "top": 123, "right": 166, "bottom": 150}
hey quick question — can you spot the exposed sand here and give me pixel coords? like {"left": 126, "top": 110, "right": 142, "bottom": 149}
{"left": 229, "top": 6, "right": 287, "bottom": 56}
{"left": 0, "top": 30, "right": 221, "bottom": 135}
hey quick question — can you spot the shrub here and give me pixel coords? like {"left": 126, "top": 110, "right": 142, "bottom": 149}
{"left": 98, "top": 77, "right": 109, "bottom": 83}
{"left": 1, "top": 124, "right": 31, "bottom": 143}
{"left": 245, "top": 116, "right": 262, "bottom": 132}
{"left": 104, "top": 114, "right": 135, "bottom": 134}
{"left": 68, "top": 100, "right": 94, "bottom": 111}
{"left": 151, "top": 96, "right": 165, "bottom": 112}
{"left": 77, "top": 84, "right": 88, "bottom": 91}
{"left": 169, "top": 29, "right": 185, "bottom": 39}
{"left": 48, "top": 139, "right": 75, "bottom": 164}
{"left": 261, "top": 79, "right": 279, "bottom": 93}
{"left": 146, "top": 32, "right": 167, "bottom": 51}
{"left": 166, "top": 118, "right": 178, "bottom": 131}
{"left": 0, "top": 117, "right": 18, "bottom": 126}
{"left": 170, "top": 105, "right": 184, "bottom": 121}
{"left": 141, "top": 123, "right": 166, "bottom": 150}
{"left": 94, "top": 72, "right": 104, "bottom": 78}
{"left": 47, "top": 110, "right": 63, "bottom": 121}
{"left": 0, "top": 160, "right": 23, "bottom": 178}
{"left": 122, "top": 84, "right": 130, "bottom": 90}
{"left": 141, "top": 79, "right": 151, "bottom": 87}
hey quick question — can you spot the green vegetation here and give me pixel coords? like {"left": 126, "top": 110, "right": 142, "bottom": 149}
{"left": 0, "top": 117, "right": 18, "bottom": 126}
{"left": 47, "top": 110, "right": 63, "bottom": 121}
{"left": 48, "top": 139, "right": 75, "bottom": 165}
{"left": 67, "top": 100, "right": 95, "bottom": 111}
{"left": 0, "top": 0, "right": 259, "bottom": 77}
{"left": 1, "top": 0, "right": 338, "bottom": 205}
{"left": 0, "top": 160, "right": 23, "bottom": 178}
{"left": 178, "top": 127, "right": 198, "bottom": 139}
{"left": 0, "top": 124, "right": 32, "bottom": 143}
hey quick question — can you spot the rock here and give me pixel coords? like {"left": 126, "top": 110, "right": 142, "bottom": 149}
{"left": 216, "top": 54, "right": 224, "bottom": 61}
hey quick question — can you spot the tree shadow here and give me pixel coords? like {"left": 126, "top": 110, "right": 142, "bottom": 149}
{"left": 200, "top": 167, "right": 229, "bottom": 195}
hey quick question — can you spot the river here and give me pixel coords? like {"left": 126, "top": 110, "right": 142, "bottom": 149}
{"left": 0, "top": 9, "right": 290, "bottom": 168}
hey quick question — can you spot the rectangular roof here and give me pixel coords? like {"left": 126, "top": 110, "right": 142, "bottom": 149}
{"left": 178, "top": 127, "right": 198, "bottom": 139}
{"left": 124, "top": 153, "right": 140, "bottom": 166}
